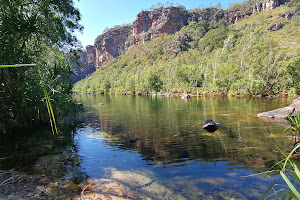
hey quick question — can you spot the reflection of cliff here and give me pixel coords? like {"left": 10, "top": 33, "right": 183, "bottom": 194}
{"left": 78, "top": 95, "right": 293, "bottom": 171}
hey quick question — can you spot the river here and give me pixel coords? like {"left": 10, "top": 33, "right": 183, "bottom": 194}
{"left": 0, "top": 95, "right": 295, "bottom": 199}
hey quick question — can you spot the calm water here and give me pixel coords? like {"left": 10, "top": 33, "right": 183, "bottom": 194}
{"left": 73, "top": 95, "right": 294, "bottom": 199}
{"left": 0, "top": 95, "right": 295, "bottom": 199}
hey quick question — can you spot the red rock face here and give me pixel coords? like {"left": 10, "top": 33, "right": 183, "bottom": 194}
{"left": 93, "top": 7, "right": 189, "bottom": 68}
{"left": 94, "top": 25, "right": 132, "bottom": 68}
{"left": 71, "top": 49, "right": 97, "bottom": 82}
{"left": 87, "top": 0, "right": 290, "bottom": 69}
{"left": 131, "top": 7, "right": 188, "bottom": 46}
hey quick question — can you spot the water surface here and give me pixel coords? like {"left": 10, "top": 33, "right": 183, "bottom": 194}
{"left": 73, "top": 95, "right": 294, "bottom": 199}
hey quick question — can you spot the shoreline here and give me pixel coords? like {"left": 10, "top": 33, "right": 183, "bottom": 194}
{"left": 73, "top": 92, "right": 297, "bottom": 98}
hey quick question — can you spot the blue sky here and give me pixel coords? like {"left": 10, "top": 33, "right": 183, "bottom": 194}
{"left": 74, "top": 0, "right": 243, "bottom": 48}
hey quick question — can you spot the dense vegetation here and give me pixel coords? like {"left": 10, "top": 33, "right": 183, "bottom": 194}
{"left": 0, "top": 0, "right": 82, "bottom": 133}
{"left": 73, "top": 2, "right": 300, "bottom": 96}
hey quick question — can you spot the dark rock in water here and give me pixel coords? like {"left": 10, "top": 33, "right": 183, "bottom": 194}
{"left": 256, "top": 94, "right": 268, "bottom": 98}
{"left": 202, "top": 120, "right": 222, "bottom": 132}
{"left": 128, "top": 138, "right": 138, "bottom": 143}
{"left": 181, "top": 94, "right": 191, "bottom": 99}
{"left": 127, "top": 135, "right": 139, "bottom": 143}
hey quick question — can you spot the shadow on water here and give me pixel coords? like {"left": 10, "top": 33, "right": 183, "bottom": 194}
{"left": 0, "top": 126, "right": 87, "bottom": 183}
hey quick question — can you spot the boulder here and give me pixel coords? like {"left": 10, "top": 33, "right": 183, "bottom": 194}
{"left": 257, "top": 97, "right": 300, "bottom": 119}
{"left": 268, "top": 22, "right": 283, "bottom": 31}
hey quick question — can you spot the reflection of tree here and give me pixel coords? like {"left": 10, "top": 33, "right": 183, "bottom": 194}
{"left": 0, "top": 127, "right": 87, "bottom": 183}
{"left": 78, "top": 95, "right": 293, "bottom": 171}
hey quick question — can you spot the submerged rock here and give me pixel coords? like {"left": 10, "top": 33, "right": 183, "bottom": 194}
{"left": 105, "top": 168, "right": 185, "bottom": 199}
{"left": 81, "top": 178, "right": 148, "bottom": 200}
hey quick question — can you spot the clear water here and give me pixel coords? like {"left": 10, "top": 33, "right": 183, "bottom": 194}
{"left": 0, "top": 95, "right": 295, "bottom": 199}
{"left": 73, "top": 95, "right": 294, "bottom": 199}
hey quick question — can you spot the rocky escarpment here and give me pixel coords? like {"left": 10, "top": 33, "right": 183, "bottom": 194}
{"left": 130, "top": 7, "right": 189, "bottom": 45}
{"left": 226, "top": 0, "right": 290, "bottom": 23}
{"left": 93, "top": 7, "right": 190, "bottom": 68}
{"left": 94, "top": 25, "right": 132, "bottom": 68}
{"left": 76, "top": 0, "right": 292, "bottom": 76}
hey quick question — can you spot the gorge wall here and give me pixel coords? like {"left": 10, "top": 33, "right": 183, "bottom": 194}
{"left": 76, "top": 0, "right": 291, "bottom": 80}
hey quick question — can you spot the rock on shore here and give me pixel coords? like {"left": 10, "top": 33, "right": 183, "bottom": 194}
{"left": 257, "top": 97, "right": 300, "bottom": 119}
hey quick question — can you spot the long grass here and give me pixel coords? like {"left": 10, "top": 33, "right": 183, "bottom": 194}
{"left": 40, "top": 75, "right": 58, "bottom": 134}
{"left": 279, "top": 144, "right": 300, "bottom": 199}
{"left": 0, "top": 64, "right": 37, "bottom": 68}
{"left": 259, "top": 113, "right": 300, "bottom": 199}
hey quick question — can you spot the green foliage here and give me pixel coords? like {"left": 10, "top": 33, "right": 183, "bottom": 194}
{"left": 0, "top": 64, "right": 36, "bottom": 68}
{"left": 74, "top": 3, "right": 300, "bottom": 97}
{"left": 287, "top": 113, "right": 300, "bottom": 138}
{"left": 102, "top": 24, "right": 132, "bottom": 35}
{"left": 261, "top": 144, "right": 300, "bottom": 199}
{"left": 287, "top": 0, "right": 300, "bottom": 9}
{"left": 0, "top": 0, "right": 82, "bottom": 133}
{"left": 147, "top": 73, "right": 163, "bottom": 93}
{"left": 228, "top": 0, "right": 257, "bottom": 11}
{"left": 198, "top": 25, "right": 228, "bottom": 53}
{"left": 285, "top": 56, "right": 300, "bottom": 94}
{"left": 260, "top": 114, "right": 300, "bottom": 199}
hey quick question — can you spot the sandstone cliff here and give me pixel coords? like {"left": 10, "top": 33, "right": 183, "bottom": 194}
{"left": 76, "top": 0, "right": 291, "bottom": 78}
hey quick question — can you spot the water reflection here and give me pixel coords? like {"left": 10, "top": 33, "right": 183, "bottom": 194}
{"left": 71, "top": 95, "right": 296, "bottom": 199}
{"left": 75, "top": 95, "right": 293, "bottom": 171}
{"left": 0, "top": 127, "right": 87, "bottom": 184}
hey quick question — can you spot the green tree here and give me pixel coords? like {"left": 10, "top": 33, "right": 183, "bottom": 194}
{"left": 286, "top": 56, "right": 300, "bottom": 94}
{"left": 0, "top": 0, "right": 82, "bottom": 133}
{"left": 147, "top": 73, "right": 163, "bottom": 93}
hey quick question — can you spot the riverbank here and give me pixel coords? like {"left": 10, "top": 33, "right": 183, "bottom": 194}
{"left": 74, "top": 91, "right": 297, "bottom": 98}
{"left": 0, "top": 170, "right": 147, "bottom": 200}
{"left": 0, "top": 170, "right": 80, "bottom": 199}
